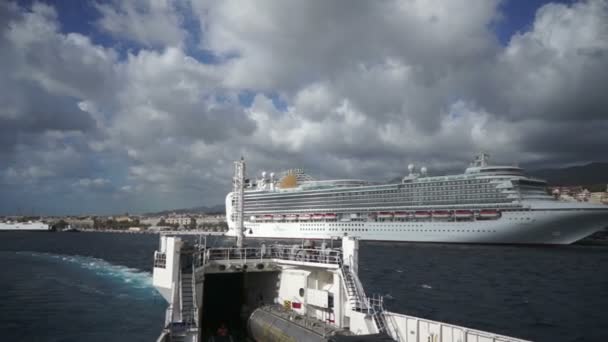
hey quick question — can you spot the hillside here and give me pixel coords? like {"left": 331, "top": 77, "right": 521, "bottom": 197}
{"left": 143, "top": 204, "right": 225, "bottom": 216}
{"left": 530, "top": 162, "right": 608, "bottom": 188}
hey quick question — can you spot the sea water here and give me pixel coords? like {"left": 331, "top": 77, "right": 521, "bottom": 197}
{"left": 0, "top": 232, "right": 164, "bottom": 342}
{"left": 1, "top": 232, "right": 607, "bottom": 341}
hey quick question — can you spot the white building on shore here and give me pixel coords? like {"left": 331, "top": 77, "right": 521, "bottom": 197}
{"left": 164, "top": 215, "right": 194, "bottom": 226}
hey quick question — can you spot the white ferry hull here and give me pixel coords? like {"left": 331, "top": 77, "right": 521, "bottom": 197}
{"left": 227, "top": 209, "right": 608, "bottom": 245}
{"left": 0, "top": 222, "right": 52, "bottom": 232}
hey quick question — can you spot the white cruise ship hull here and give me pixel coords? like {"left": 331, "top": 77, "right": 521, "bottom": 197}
{"left": 227, "top": 207, "right": 608, "bottom": 245}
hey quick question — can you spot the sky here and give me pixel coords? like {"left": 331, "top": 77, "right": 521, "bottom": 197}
{"left": 1, "top": 0, "right": 607, "bottom": 215}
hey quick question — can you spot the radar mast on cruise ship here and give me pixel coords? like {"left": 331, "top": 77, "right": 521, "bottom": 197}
{"left": 471, "top": 152, "right": 490, "bottom": 167}
{"left": 232, "top": 157, "right": 246, "bottom": 248}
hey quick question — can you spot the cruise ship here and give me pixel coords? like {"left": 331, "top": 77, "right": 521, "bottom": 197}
{"left": 225, "top": 154, "right": 608, "bottom": 244}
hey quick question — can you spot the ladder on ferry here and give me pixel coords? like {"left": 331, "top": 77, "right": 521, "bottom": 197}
{"left": 341, "top": 265, "right": 389, "bottom": 334}
{"left": 180, "top": 271, "right": 196, "bottom": 325}
{"left": 342, "top": 265, "right": 363, "bottom": 311}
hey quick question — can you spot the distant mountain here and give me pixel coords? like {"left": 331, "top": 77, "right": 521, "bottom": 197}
{"left": 388, "top": 176, "right": 402, "bottom": 184}
{"left": 530, "top": 162, "right": 608, "bottom": 187}
{"left": 144, "top": 204, "right": 225, "bottom": 216}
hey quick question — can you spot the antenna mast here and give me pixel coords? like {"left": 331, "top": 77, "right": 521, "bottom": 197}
{"left": 233, "top": 157, "right": 246, "bottom": 248}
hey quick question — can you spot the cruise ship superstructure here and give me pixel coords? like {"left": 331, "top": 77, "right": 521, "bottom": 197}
{"left": 226, "top": 154, "right": 608, "bottom": 244}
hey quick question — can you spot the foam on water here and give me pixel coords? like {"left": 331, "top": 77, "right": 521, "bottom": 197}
{"left": 17, "top": 251, "right": 157, "bottom": 292}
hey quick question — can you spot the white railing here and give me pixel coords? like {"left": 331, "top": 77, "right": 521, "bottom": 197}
{"left": 190, "top": 263, "right": 199, "bottom": 328}
{"left": 163, "top": 307, "right": 197, "bottom": 340}
{"left": 367, "top": 295, "right": 394, "bottom": 337}
{"left": 202, "top": 244, "right": 342, "bottom": 266}
{"left": 383, "top": 311, "right": 531, "bottom": 342}
{"left": 382, "top": 305, "right": 403, "bottom": 341}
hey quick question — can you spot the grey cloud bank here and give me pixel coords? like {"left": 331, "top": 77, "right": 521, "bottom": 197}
{"left": 1, "top": 0, "right": 607, "bottom": 215}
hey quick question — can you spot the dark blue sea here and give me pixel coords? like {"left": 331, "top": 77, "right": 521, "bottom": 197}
{"left": 1, "top": 232, "right": 607, "bottom": 342}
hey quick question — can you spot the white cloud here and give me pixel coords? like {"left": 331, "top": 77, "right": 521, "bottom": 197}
{"left": 1, "top": 0, "right": 608, "bottom": 214}
{"left": 95, "top": 0, "right": 186, "bottom": 47}
{"left": 74, "top": 177, "right": 111, "bottom": 189}
{"left": 194, "top": 0, "right": 501, "bottom": 91}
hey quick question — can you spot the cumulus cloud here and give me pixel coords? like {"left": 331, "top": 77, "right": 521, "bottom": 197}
{"left": 0, "top": 2, "right": 114, "bottom": 151}
{"left": 0, "top": 2, "right": 117, "bottom": 213}
{"left": 1, "top": 0, "right": 607, "bottom": 214}
{"left": 195, "top": 0, "right": 500, "bottom": 88}
{"left": 95, "top": 0, "right": 186, "bottom": 47}
{"left": 74, "top": 177, "right": 111, "bottom": 189}
{"left": 112, "top": 47, "right": 254, "bottom": 147}
{"left": 191, "top": 0, "right": 607, "bottom": 168}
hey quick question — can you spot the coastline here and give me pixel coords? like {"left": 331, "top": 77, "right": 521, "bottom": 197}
{"left": 77, "top": 228, "right": 227, "bottom": 236}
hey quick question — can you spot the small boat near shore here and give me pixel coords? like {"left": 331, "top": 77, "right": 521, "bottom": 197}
{"left": 61, "top": 225, "right": 80, "bottom": 232}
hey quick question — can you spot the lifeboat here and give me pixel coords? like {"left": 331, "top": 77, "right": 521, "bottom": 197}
{"left": 432, "top": 210, "right": 451, "bottom": 219}
{"left": 262, "top": 214, "right": 273, "bottom": 221}
{"left": 273, "top": 214, "right": 284, "bottom": 221}
{"left": 325, "top": 213, "right": 337, "bottom": 220}
{"left": 454, "top": 210, "right": 474, "bottom": 218}
{"left": 414, "top": 211, "right": 431, "bottom": 219}
{"left": 479, "top": 209, "right": 500, "bottom": 219}
{"left": 312, "top": 213, "right": 325, "bottom": 220}
{"left": 286, "top": 214, "right": 298, "bottom": 221}
{"left": 299, "top": 214, "right": 311, "bottom": 221}
{"left": 393, "top": 211, "right": 408, "bottom": 218}
{"left": 377, "top": 212, "right": 394, "bottom": 219}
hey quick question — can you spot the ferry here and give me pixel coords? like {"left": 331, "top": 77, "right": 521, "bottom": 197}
{"left": 153, "top": 159, "right": 530, "bottom": 341}
{"left": 0, "top": 221, "right": 53, "bottom": 232}
{"left": 225, "top": 154, "right": 608, "bottom": 244}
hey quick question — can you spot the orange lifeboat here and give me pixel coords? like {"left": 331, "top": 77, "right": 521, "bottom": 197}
{"left": 479, "top": 209, "right": 500, "bottom": 219}
{"left": 432, "top": 210, "right": 451, "bottom": 219}
{"left": 454, "top": 210, "right": 474, "bottom": 218}
{"left": 393, "top": 211, "right": 408, "bottom": 218}
{"left": 312, "top": 213, "right": 325, "bottom": 220}
{"left": 414, "top": 211, "right": 431, "bottom": 219}
{"left": 299, "top": 214, "right": 311, "bottom": 221}
{"left": 377, "top": 212, "right": 394, "bottom": 219}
